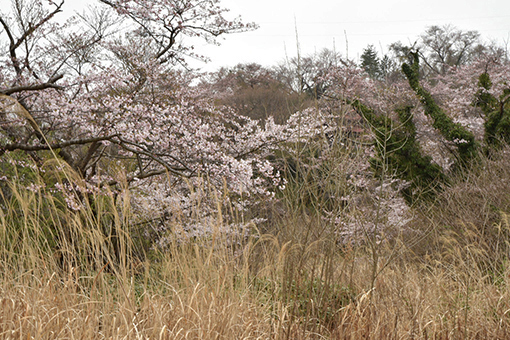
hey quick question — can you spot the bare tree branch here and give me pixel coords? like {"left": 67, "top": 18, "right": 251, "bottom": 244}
{"left": 78, "top": 140, "right": 103, "bottom": 176}
{"left": 0, "top": 74, "right": 64, "bottom": 94}
{"left": 1, "top": 1, "right": 64, "bottom": 77}
{"left": 113, "top": 137, "right": 190, "bottom": 178}
{"left": 12, "top": 0, "right": 64, "bottom": 51}
{"left": 1, "top": 134, "right": 119, "bottom": 154}
{"left": 0, "top": 15, "right": 22, "bottom": 76}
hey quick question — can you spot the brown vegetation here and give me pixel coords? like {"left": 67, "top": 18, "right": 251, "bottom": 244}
{"left": 1, "top": 147, "right": 510, "bottom": 339}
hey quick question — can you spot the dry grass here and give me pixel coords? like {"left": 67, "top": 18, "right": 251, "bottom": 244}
{"left": 2, "top": 243, "right": 510, "bottom": 339}
{"left": 1, "top": 151, "right": 510, "bottom": 339}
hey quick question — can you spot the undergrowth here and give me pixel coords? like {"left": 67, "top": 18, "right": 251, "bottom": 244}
{"left": 1, "top": 148, "right": 510, "bottom": 339}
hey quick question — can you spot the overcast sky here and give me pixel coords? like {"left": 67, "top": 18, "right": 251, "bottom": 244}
{"left": 64, "top": 0, "right": 510, "bottom": 71}
{"left": 187, "top": 0, "right": 510, "bottom": 71}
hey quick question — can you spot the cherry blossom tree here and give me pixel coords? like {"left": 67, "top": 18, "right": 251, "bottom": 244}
{"left": 429, "top": 54, "right": 510, "bottom": 148}
{"left": 2, "top": 0, "right": 509, "bottom": 255}
{"left": 0, "top": 0, "right": 260, "bottom": 181}
{"left": 98, "top": 0, "right": 258, "bottom": 65}
{"left": 0, "top": 0, "right": 287, "bottom": 255}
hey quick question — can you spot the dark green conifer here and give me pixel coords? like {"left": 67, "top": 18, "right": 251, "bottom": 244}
{"left": 360, "top": 45, "right": 381, "bottom": 79}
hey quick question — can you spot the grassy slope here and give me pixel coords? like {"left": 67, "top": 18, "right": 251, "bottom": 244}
{"left": 1, "top": 150, "right": 510, "bottom": 339}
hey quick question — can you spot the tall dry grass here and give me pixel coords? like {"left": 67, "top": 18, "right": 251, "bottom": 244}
{"left": 1, "top": 149, "right": 510, "bottom": 339}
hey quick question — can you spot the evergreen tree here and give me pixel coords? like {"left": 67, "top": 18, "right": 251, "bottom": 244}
{"left": 360, "top": 45, "right": 381, "bottom": 79}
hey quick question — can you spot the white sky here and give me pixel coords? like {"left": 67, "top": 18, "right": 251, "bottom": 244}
{"left": 188, "top": 0, "right": 510, "bottom": 71}
{"left": 64, "top": 0, "right": 510, "bottom": 71}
